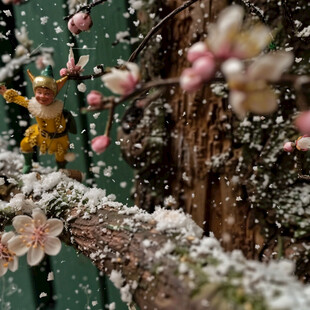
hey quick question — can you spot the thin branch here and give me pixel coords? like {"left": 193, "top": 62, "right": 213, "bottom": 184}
{"left": 67, "top": 65, "right": 105, "bottom": 81}
{"left": 128, "top": 0, "right": 200, "bottom": 63}
{"left": 64, "top": 0, "right": 107, "bottom": 21}
{"left": 81, "top": 77, "right": 180, "bottom": 113}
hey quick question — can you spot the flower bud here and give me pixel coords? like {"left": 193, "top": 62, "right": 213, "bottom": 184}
{"left": 91, "top": 135, "right": 111, "bottom": 154}
{"left": 180, "top": 68, "right": 203, "bottom": 92}
{"left": 68, "top": 18, "right": 81, "bottom": 35}
{"left": 192, "top": 55, "right": 216, "bottom": 81}
{"left": 283, "top": 142, "right": 295, "bottom": 153}
{"left": 187, "top": 42, "right": 210, "bottom": 63}
{"left": 72, "top": 12, "right": 93, "bottom": 31}
{"left": 59, "top": 68, "right": 68, "bottom": 77}
{"left": 87, "top": 90, "right": 103, "bottom": 108}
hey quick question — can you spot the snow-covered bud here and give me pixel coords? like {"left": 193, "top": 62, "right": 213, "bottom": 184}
{"left": 295, "top": 111, "right": 310, "bottom": 135}
{"left": 68, "top": 18, "right": 81, "bottom": 35}
{"left": 72, "top": 12, "right": 93, "bottom": 31}
{"left": 192, "top": 55, "right": 216, "bottom": 81}
{"left": 187, "top": 42, "right": 210, "bottom": 63}
{"left": 180, "top": 68, "right": 203, "bottom": 92}
{"left": 91, "top": 135, "right": 111, "bottom": 154}
{"left": 283, "top": 142, "right": 295, "bottom": 153}
{"left": 87, "top": 90, "right": 103, "bottom": 108}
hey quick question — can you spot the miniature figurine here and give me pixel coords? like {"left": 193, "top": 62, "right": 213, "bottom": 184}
{"left": 0, "top": 65, "right": 76, "bottom": 173}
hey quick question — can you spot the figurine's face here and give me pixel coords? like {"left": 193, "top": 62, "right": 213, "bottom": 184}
{"left": 35, "top": 87, "right": 55, "bottom": 106}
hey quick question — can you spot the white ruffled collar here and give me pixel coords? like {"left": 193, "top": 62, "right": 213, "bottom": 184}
{"left": 28, "top": 97, "right": 63, "bottom": 119}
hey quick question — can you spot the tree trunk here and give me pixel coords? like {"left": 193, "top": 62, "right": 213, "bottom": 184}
{"left": 127, "top": 0, "right": 310, "bottom": 279}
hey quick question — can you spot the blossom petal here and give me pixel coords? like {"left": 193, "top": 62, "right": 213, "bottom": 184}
{"left": 8, "top": 257, "right": 18, "bottom": 272}
{"left": 8, "top": 236, "right": 29, "bottom": 256}
{"left": 76, "top": 55, "right": 89, "bottom": 69}
{"left": 69, "top": 47, "right": 74, "bottom": 62}
{"left": 248, "top": 52, "right": 294, "bottom": 82}
{"left": 0, "top": 261, "right": 8, "bottom": 277}
{"left": 44, "top": 237, "right": 62, "bottom": 256}
{"left": 12, "top": 215, "right": 32, "bottom": 232}
{"left": 32, "top": 208, "right": 47, "bottom": 226}
{"left": 27, "top": 246, "right": 45, "bottom": 266}
{"left": 46, "top": 219, "right": 64, "bottom": 237}
{"left": 245, "top": 88, "right": 277, "bottom": 115}
{"left": 125, "top": 62, "right": 140, "bottom": 80}
{"left": 229, "top": 90, "right": 247, "bottom": 119}
{"left": 1, "top": 231, "right": 15, "bottom": 245}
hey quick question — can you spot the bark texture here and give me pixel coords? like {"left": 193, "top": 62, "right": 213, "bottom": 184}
{"left": 128, "top": 0, "right": 310, "bottom": 280}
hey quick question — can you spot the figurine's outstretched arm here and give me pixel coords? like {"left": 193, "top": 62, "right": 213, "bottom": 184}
{"left": 1, "top": 88, "right": 29, "bottom": 109}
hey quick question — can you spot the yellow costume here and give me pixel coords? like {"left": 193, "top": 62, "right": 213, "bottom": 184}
{"left": 4, "top": 89, "right": 69, "bottom": 162}
{"left": 2, "top": 65, "right": 74, "bottom": 173}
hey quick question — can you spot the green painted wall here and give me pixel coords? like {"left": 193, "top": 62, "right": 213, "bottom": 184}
{"left": 0, "top": 0, "right": 134, "bottom": 309}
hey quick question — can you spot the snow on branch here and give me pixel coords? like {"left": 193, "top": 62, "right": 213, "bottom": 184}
{"left": 0, "top": 146, "right": 310, "bottom": 309}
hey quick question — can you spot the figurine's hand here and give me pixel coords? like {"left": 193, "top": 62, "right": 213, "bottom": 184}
{"left": 0, "top": 85, "right": 7, "bottom": 95}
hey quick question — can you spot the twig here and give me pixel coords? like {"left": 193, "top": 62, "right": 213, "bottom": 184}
{"left": 128, "top": 0, "right": 200, "bottom": 62}
{"left": 64, "top": 0, "right": 107, "bottom": 21}
{"left": 67, "top": 65, "right": 105, "bottom": 81}
{"left": 104, "top": 104, "right": 115, "bottom": 137}
{"left": 81, "top": 77, "right": 179, "bottom": 113}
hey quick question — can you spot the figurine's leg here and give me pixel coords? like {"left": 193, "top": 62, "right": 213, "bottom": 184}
{"left": 20, "top": 138, "right": 34, "bottom": 174}
{"left": 55, "top": 146, "right": 67, "bottom": 170}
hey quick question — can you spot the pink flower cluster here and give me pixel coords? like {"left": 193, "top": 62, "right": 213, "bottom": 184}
{"left": 60, "top": 47, "right": 89, "bottom": 77}
{"left": 180, "top": 42, "right": 216, "bottom": 92}
{"left": 68, "top": 12, "right": 93, "bottom": 35}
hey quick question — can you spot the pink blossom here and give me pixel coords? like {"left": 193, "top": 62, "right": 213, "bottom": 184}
{"left": 180, "top": 68, "right": 203, "bottom": 92}
{"left": 283, "top": 142, "right": 295, "bottom": 153}
{"left": 91, "top": 135, "right": 111, "bottom": 154}
{"left": 187, "top": 42, "right": 210, "bottom": 63}
{"left": 192, "top": 55, "right": 216, "bottom": 81}
{"left": 72, "top": 12, "right": 93, "bottom": 31}
{"left": 295, "top": 111, "right": 310, "bottom": 135}
{"left": 102, "top": 63, "right": 140, "bottom": 96}
{"left": 87, "top": 90, "right": 103, "bottom": 108}
{"left": 8, "top": 208, "right": 63, "bottom": 266}
{"left": 68, "top": 18, "right": 81, "bottom": 35}
{"left": 0, "top": 232, "right": 18, "bottom": 277}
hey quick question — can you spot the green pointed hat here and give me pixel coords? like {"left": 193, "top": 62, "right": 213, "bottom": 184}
{"left": 27, "top": 65, "right": 67, "bottom": 95}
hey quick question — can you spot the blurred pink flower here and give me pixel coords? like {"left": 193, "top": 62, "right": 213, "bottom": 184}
{"left": 60, "top": 47, "right": 89, "bottom": 76}
{"left": 221, "top": 52, "right": 293, "bottom": 118}
{"left": 102, "top": 63, "right": 140, "bottom": 96}
{"left": 180, "top": 68, "right": 203, "bottom": 92}
{"left": 87, "top": 90, "right": 103, "bottom": 107}
{"left": 8, "top": 208, "right": 63, "bottom": 266}
{"left": 207, "top": 5, "right": 271, "bottom": 60}
{"left": 283, "top": 142, "right": 295, "bottom": 153}
{"left": 91, "top": 135, "right": 111, "bottom": 154}
{"left": 192, "top": 55, "right": 216, "bottom": 81}
{"left": 72, "top": 12, "right": 93, "bottom": 31}
{"left": 295, "top": 111, "right": 310, "bottom": 135}
{"left": 187, "top": 42, "right": 211, "bottom": 63}
{"left": 0, "top": 232, "right": 18, "bottom": 277}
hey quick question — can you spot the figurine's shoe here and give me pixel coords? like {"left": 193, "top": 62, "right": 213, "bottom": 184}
{"left": 22, "top": 152, "right": 33, "bottom": 174}
{"left": 22, "top": 164, "right": 32, "bottom": 174}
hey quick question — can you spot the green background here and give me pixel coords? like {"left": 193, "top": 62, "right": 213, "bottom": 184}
{"left": 0, "top": 0, "right": 134, "bottom": 309}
